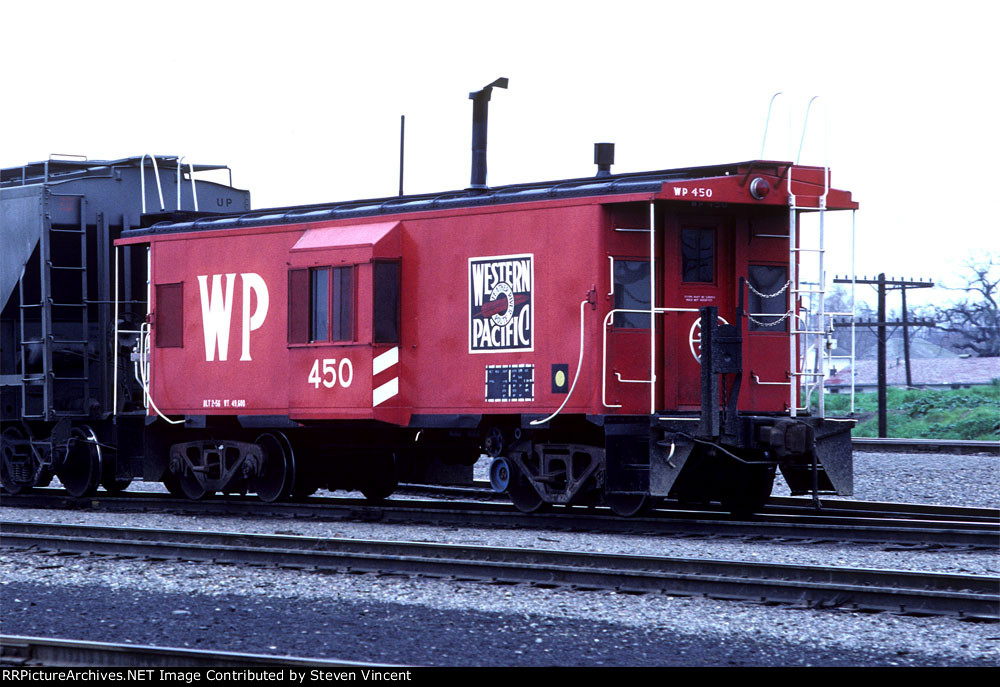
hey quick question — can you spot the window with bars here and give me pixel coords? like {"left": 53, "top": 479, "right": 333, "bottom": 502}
{"left": 681, "top": 228, "right": 714, "bottom": 283}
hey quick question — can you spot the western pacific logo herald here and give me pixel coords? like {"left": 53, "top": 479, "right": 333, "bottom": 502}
{"left": 469, "top": 254, "right": 533, "bottom": 353}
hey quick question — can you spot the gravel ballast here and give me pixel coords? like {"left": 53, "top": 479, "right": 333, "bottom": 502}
{"left": 1, "top": 451, "right": 998, "bottom": 667}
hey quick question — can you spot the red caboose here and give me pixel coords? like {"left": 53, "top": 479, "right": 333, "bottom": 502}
{"left": 117, "top": 153, "right": 857, "bottom": 514}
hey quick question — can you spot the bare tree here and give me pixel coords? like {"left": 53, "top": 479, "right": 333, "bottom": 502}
{"left": 934, "top": 254, "right": 1000, "bottom": 357}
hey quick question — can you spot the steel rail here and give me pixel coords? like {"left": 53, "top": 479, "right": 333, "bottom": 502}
{"left": 11, "top": 484, "right": 999, "bottom": 524}
{"left": 2, "top": 521, "right": 996, "bottom": 621}
{"left": 405, "top": 482, "right": 1000, "bottom": 525}
{"left": 766, "top": 496, "right": 1000, "bottom": 524}
{"left": 851, "top": 438, "right": 1000, "bottom": 455}
{"left": 3, "top": 491, "right": 997, "bottom": 549}
{"left": 0, "top": 634, "right": 394, "bottom": 668}
{"left": 401, "top": 482, "right": 1000, "bottom": 524}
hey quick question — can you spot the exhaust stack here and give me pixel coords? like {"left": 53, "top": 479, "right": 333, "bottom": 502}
{"left": 594, "top": 142, "right": 615, "bottom": 176}
{"left": 469, "top": 77, "right": 508, "bottom": 190}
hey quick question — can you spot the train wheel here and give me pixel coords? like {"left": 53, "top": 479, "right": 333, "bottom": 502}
{"left": 1, "top": 426, "right": 36, "bottom": 495}
{"left": 165, "top": 450, "right": 210, "bottom": 500}
{"left": 721, "top": 462, "right": 776, "bottom": 516}
{"left": 605, "top": 492, "right": 650, "bottom": 517}
{"left": 360, "top": 453, "right": 397, "bottom": 503}
{"left": 253, "top": 432, "right": 296, "bottom": 503}
{"left": 176, "top": 469, "right": 209, "bottom": 500}
{"left": 507, "top": 455, "right": 544, "bottom": 513}
{"left": 102, "top": 474, "right": 133, "bottom": 494}
{"left": 58, "top": 426, "right": 101, "bottom": 498}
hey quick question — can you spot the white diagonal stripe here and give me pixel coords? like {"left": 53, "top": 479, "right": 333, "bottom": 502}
{"left": 372, "top": 377, "right": 399, "bottom": 407}
{"left": 372, "top": 346, "right": 399, "bottom": 376}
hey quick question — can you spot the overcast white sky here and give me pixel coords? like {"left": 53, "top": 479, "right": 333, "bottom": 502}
{"left": 2, "top": 1, "right": 996, "bottom": 308}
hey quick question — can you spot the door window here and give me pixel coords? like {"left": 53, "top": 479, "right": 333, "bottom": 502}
{"left": 681, "top": 228, "right": 715, "bottom": 283}
{"left": 613, "top": 260, "right": 650, "bottom": 328}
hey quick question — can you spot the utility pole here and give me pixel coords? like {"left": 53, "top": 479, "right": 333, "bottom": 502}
{"left": 878, "top": 273, "right": 887, "bottom": 438}
{"left": 833, "top": 274, "right": 935, "bottom": 438}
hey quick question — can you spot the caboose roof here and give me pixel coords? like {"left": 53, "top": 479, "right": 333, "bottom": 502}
{"left": 123, "top": 159, "right": 853, "bottom": 239}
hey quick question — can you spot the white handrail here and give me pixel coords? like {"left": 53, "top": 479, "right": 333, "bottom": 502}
{"left": 135, "top": 322, "right": 183, "bottom": 425}
{"left": 799, "top": 96, "right": 831, "bottom": 416}
{"left": 190, "top": 161, "right": 199, "bottom": 211}
{"left": 140, "top": 154, "right": 165, "bottom": 214}
{"left": 602, "top": 306, "right": 699, "bottom": 409}
{"left": 649, "top": 201, "right": 656, "bottom": 414}
{"left": 759, "top": 91, "right": 784, "bottom": 159}
{"left": 530, "top": 300, "right": 588, "bottom": 426}
{"left": 177, "top": 156, "right": 199, "bottom": 211}
{"left": 787, "top": 168, "right": 798, "bottom": 416}
{"left": 850, "top": 209, "right": 857, "bottom": 413}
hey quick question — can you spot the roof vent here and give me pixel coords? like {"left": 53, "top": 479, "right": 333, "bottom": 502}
{"left": 594, "top": 142, "right": 615, "bottom": 176}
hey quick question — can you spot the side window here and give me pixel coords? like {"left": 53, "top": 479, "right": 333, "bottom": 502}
{"left": 311, "top": 268, "right": 330, "bottom": 342}
{"left": 613, "top": 259, "right": 650, "bottom": 328}
{"left": 331, "top": 266, "right": 353, "bottom": 342}
{"left": 288, "top": 266, "right": 354, "bottom": 344}
{"left": 288, "top": 269, "right": 309, "bottom": 344}
{"left": 373, "top": 261, "right": 400, "bottom": 343}
{"left": 155, "top": 282, "right": 183, "bottom": 348}
{"left": 681, "top": 228, "right": 714, "bottom": 283}
{"left": 748, "top": 264, "right": 788, "bottom": 331}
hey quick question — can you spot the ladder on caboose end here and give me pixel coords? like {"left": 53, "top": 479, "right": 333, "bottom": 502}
{"left": 760, "top": 94, "right": 858, "bottom": 419}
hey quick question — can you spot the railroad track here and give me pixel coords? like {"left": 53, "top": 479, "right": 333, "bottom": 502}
{"left": 2, "top": 521, "right": 996, "bottom": 621}
{"left": 4, "top": 490, "right": 998, "bottom": 549}
{"left": 0, "top": 634, "right": 393, "bottom": 668}
{"left": 851, "top": 438, "right": 999, "bottom": 454}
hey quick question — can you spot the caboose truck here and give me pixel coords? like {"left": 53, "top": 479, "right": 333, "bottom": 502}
{"left": 2, "top": 88, "right": 857, "bottom": 515}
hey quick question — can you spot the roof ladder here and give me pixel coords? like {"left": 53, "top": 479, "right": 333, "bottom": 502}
{"left": 781, "top": 95, "right": 857, "bottom": 418}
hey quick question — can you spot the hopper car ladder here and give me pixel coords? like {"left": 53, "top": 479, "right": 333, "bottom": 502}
{"left": 18, "top": 194, "right": 91, "bottom": 421}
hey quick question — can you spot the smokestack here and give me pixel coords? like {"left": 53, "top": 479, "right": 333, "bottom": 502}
{"left": 594, "top": 142, "right": 615, "bottom": 176}
{"left": 469, "top": 77, "right": 508, "bottom": 190}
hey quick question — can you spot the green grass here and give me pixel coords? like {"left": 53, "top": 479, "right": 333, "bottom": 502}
{"left": 813, "top": 380, "right": 1000, "bottom": 440}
